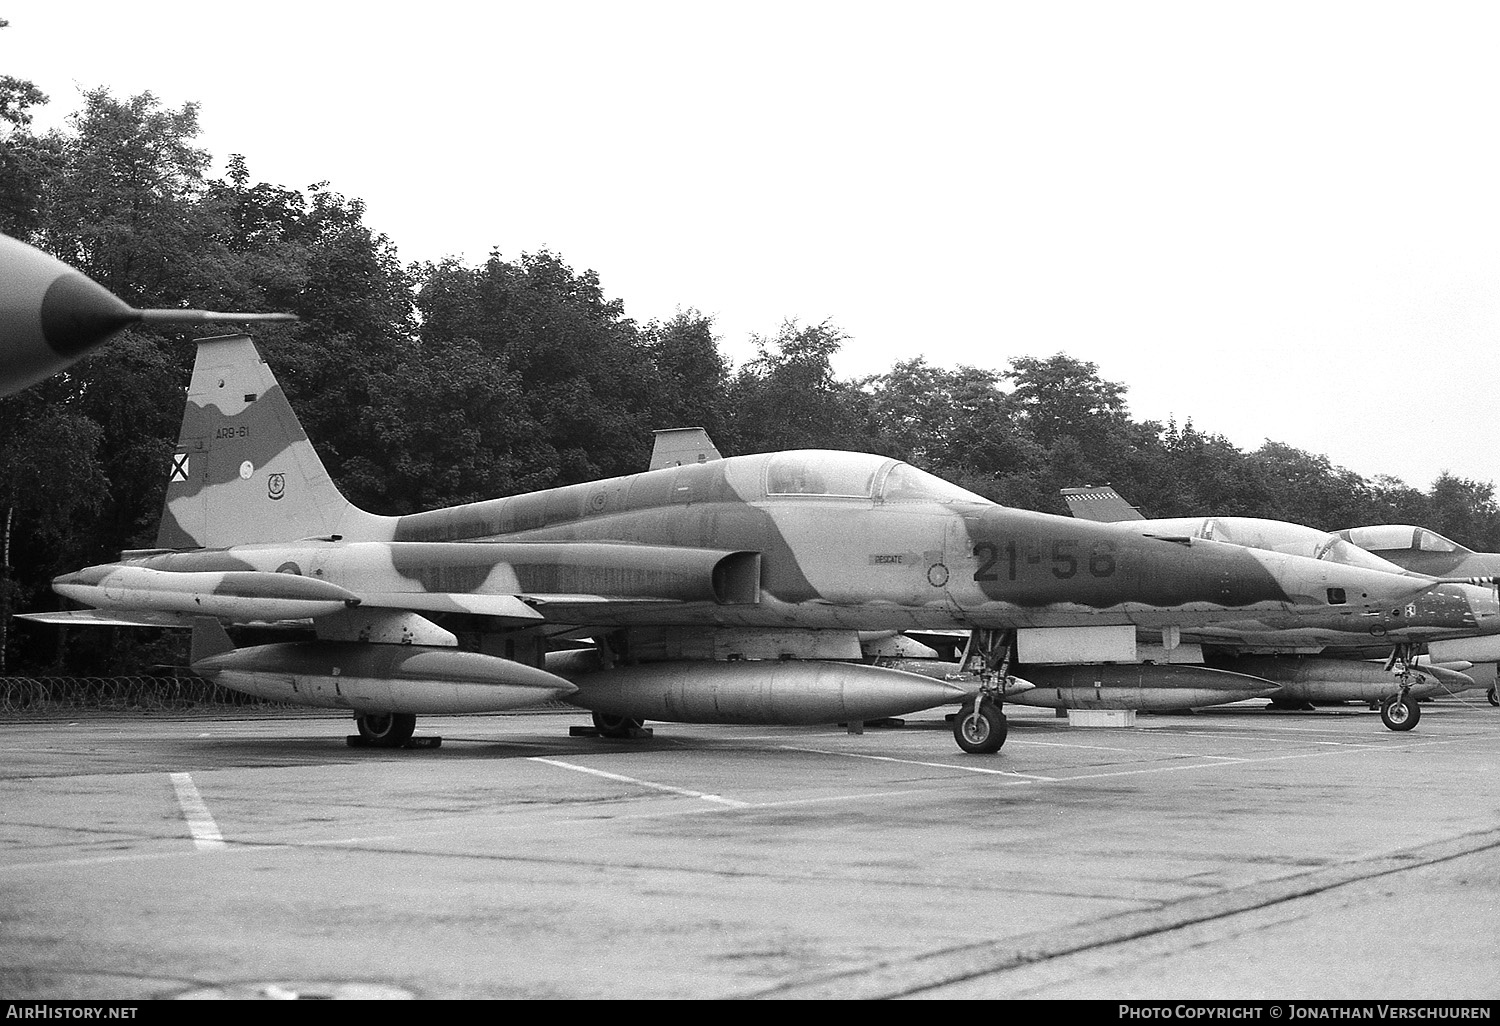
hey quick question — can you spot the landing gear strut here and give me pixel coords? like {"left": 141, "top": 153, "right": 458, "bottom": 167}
{"left": 952, "top": 629, "right": 1014, "bottom": 754}
{"left": 1380, "top": 644, "right": 1422, "bottom": 732}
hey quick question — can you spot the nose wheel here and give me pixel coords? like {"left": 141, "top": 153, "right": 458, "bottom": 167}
{"left": 954, "top": 696, "right": 1008, "bottom": 753}
{"left": 1379, "top": 691, "right": 1420, "bottom": 731}
{"left": 1378, "top": 645, "right": 1422, "bottom": 732}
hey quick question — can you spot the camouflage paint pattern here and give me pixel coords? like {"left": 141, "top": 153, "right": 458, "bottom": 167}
{"left": 133, "top": 337, "right": 1441, "bottom": 642}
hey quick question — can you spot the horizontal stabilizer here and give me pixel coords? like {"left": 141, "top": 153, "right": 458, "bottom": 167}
{"left": 15, "top": 609, "right": 193, "bottom": 628}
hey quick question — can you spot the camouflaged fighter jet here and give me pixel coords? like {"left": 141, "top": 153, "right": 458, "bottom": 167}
{"left": 1335, "top": 524, "right": 1500, "bottom": 707}
{"left": 1060, "top": 486, "right": 1500, "bottom": 729}
{"left": 0, "top": 233, "right": 295, "bottom": 396}
{"left": 22, "top": 335, "right": 1450, "bottom": 755}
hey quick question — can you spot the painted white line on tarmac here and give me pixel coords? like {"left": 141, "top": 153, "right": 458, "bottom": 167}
{"left": 169, "top": 772, "right": 226, "bottom": 850}
{"left": 529, "top": 757, "right": 750, "bottom": 807}
{"left": 1006, "top": 739, "right": 1252, "bottom": 762}
{"left": 781, "top": 747, "right": 1057, "bottom": 780}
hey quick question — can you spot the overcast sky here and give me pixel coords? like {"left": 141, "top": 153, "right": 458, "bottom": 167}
{"left": 6, "top": 2, "right": 1500, "bottom": 493}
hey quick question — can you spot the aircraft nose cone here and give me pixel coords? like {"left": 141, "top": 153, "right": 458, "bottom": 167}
{"left": 39, "top": 273, "right": 138, "bottom": 357}
{"left": 1, "top": 233, "right": 141, "bottom": 396}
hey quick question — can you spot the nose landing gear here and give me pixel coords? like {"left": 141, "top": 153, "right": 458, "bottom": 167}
{"left": 1379, "top": 644, "right": 1422, "bottom": 732}
{"left": 951, "top": 629, "right": 1014, "bottom": 754}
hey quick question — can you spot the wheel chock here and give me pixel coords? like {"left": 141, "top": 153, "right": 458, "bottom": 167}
{"left": 345, "top": 735, "right": 442, "bottom": 749}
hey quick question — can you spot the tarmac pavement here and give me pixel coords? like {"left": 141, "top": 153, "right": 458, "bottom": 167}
{"left": 0, "top": 697, "right": 1495, "bottom": 1001}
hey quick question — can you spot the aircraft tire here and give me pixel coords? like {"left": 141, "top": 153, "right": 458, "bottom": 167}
{"left": 1379, "top": 695, "right": 1420, "bottom": 732}
{"left": 592, "top": 712, "right": 646, "bottom": 739}
{"left": 1488, "top": 687, "right": 1498, "bottom": 708}
{"left": 357, "top": 712, "right": 417, "bottom": 747}
{"left": 953, "top": 700, "right": 1007, "bottom": 755}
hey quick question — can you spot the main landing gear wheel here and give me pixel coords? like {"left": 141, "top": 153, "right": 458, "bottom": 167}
{"left": 954, "top": 698, "right": 1008, "bottom": 754}
{"left": 1489, "top": 687, "right": 1499, "bottom": 708}
{"left": 356, "top": 712, "right": 417, "bottom": 747}
{"left": 1380, "top": 694, "right": 1420, "bottom": 731}
{"left": 591, "top": 712, "right": 647, "bottom": 739}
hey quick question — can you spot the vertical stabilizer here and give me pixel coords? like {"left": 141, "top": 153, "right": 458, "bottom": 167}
{"left": 155, "top": 335, "right": 394, "bottom": 549}
{"left": 649, "top": 427, "right": 722, "bottom": 471}
{"left": 1060, "top": 485, "right": 1147, "bottom": 522}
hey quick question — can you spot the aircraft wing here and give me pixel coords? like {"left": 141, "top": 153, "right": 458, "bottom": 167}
{"left": 1060, "top": 486, "right": 1146, "bottom": 522}
{"left": 43, "top": 555, "right": 741, "bottom": 637}
{"left": 356, "top": 592, "right": 543, "bottom": 623}
{"left": 356, "top": 590, "right": 684, "bottom": 625}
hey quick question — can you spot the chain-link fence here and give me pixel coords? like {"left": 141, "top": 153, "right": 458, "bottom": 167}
{"left": 0, "top": 675, "right": 294, "bottom": 714}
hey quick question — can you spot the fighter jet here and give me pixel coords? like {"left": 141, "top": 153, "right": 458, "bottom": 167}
{"left": 13, "top": 253, "right": 1443, "bottom": 756}
{"left": 26, "top": 335, "right": 1448, "bottom": 755}
{"left": 0, "top": 233, "right": 295, "bottom": 396}
{"left": 1335, "top": 524, "right": 1500, "bottom": 706}
{"left": 1060, "top": 486, "right": 1500, "bottom": 728}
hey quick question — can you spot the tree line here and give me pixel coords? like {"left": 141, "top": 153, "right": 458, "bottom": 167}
{"left": 1, "top": 62, "right": 1496, "bottom": 675}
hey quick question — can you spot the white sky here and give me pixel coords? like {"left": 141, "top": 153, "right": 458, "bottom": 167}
{"left": 6, "top": 1, "right": 1500, "bottom": 492}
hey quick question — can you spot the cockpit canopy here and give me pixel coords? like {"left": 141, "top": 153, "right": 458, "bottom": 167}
{"left": 1336, "top": 525, "right": 1472, "bottom": 555}
{"left": 1147, "top": 516, "right": 1414, "bottom": 574}
{"left": 762, "top": 451, "right": 990, "bottom": 505}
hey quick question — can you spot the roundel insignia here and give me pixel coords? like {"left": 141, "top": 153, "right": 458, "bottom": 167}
{"left": 589, "top": 491, "right": 607, "bottom": 512}
{"left": 268, "top": 473, "right": 286, "bottom": 501}
{"left": 239, "top": 460, "right": 254, "bottom": 480}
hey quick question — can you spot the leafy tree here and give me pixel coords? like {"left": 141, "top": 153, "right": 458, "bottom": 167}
{"left": 1245, "top": 442, "right": 1374, "bottom": 531}
{"left": 344, "top": 336, "right": 547, "bottom": 514}
{"left": 1001, "top": 354, "right": 1134, "bottom": 512}
{"left": 1362, "top": 475, "right": 1431, "bottom": 530}
{"left": 252, "top": 184, "right": 416, "bottom": 508}
{"left": 0, "top": 390, "right": 110, "bottom": 672}
{"left": 639, "top": 310, "right": 728, "bottom": 444}
{"left": 723, "top": 319, "right": 875, "bottom": 455}
{"left": 414, "top": 249, "right": 656, "bottom": 487}
{"left": 35, "top": 88, "right": 212, "bottom": 301}
{"left": 0, "top": 19, "right": 57, "bottom": 239}
{"left": 866, "top": 358, "right": 1042, "bottom": 503}
{"left": 1425, "top": 473, "right": 1500, "bottom": 551}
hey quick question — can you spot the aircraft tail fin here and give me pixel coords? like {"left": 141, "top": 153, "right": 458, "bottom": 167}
{"left": 648, "top": 427, "right": 722, "bottom": 471}
{"left": 154, "top": 334, "right": 394, "bottom": 549}
{"left": 1060, "top": 485, "right": 1147, "bottom": 522}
